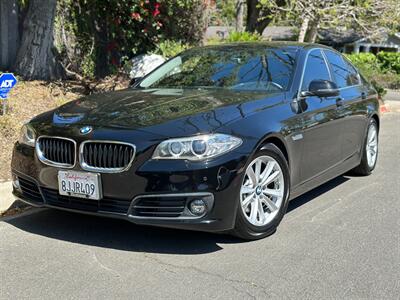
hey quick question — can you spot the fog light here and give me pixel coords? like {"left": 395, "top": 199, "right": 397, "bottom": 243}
{"left": 12, "top": 178, "right": 21, "bottom": 191}
{"left": 189, "top": 199, "right": 206, "bottom": 216}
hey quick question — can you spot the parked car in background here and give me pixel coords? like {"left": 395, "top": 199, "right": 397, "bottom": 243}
{"left": 12, "top": 42, "right": 379, "bottom": 240}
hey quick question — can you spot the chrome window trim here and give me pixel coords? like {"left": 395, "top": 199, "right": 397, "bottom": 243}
{"left": 127, "top": 192, "right": 214, "bottom": 220}
{"left": 320, "top": 49, "right": 333, "bottom": 81}
{"left": 35, "top": 136, "right": 77, "bottom": 169}
{"left": 79, "top": 140, "right": 136, "bottom": 173}
{"left": 298, "top": 48, "right": 332, "bottom": 94}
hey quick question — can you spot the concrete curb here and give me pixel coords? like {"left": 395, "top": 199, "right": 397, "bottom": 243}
{"left": 0, "top": 181, "right": 15, "bottom": 214}
{"left": 379, "top": 98, "right": 389, "bottom": 113}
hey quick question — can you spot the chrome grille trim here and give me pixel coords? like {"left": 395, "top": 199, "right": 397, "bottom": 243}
{"left": 79, "top": 140, "right": 136, "bottom": 173}
{"left": 36, "top": 136, "right": 76, "bottom": 168}
{"left": 128, "top": 193, "right": 214, "bottom": 220}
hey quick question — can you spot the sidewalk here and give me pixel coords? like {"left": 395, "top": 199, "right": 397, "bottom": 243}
{"left": 383, "top": 89, "right": 400, "bottom": 113}
{"left": 0, "top": 181, "right": 14, "bottom": 214}
{"left": 385, "top": 100, "right": 400, "bottom": 113}
{"left": 384, "top": 89, "right": 400, "bottom": 102}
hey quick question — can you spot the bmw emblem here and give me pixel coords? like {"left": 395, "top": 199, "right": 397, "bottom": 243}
{"left": 80, "top": 126, "right": 93, "bottom": 135}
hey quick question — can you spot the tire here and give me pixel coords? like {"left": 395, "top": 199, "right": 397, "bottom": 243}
{"left": 352, "top": 118, "right": 379, "bottom": 176}
{"left": 231, "top": 144, "right": 290, "bottom": 240}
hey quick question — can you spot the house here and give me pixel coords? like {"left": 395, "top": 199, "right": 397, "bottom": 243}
{"left": 318, "top": 29, "right": 400, "bottom": 53}
{"left": 205, "top": 25, "right": 400, "bottom": 54}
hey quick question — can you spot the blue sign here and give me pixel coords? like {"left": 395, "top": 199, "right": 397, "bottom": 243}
{"left": 0, "top": 73, "right": 18, "bottom": 99}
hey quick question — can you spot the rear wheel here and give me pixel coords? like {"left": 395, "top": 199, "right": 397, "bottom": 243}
{"left": 352, "top": 119, "right": 379, "bottom": 176}
{"left": 232, "top": 144, "right": 290, "bottom": 240}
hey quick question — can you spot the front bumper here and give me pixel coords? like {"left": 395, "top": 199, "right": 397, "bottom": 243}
{"left": 11, "top": 142, "right": 249, "bottom": 232}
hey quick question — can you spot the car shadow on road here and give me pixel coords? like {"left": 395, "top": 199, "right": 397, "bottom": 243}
{"left": 286, "top": 175, "right": 349, "bottom": 213}
{"left": 4, "top": 176, "right": 349, "bottom": 255}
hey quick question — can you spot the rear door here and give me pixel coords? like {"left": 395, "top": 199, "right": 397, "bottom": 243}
{"left": 298, "top": 49, "right": 342, "bottom": 182}
{"left": 323, "top": 50, "right": 366, "bottom": 161}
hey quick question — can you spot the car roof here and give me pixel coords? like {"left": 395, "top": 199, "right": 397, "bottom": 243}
{"left": 193, "top": 41, "right": 334, "bottom": 52}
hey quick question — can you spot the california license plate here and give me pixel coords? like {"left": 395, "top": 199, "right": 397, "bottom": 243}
{"left": 58, "top": 171, "right": 102, "bottom": 200}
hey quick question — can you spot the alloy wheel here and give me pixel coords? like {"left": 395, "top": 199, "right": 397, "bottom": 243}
{"left": 240, "top": 155, "right": 285, "bottom": 227}
{"left": 366, "top": 124, "right": 378, "bottom": 168}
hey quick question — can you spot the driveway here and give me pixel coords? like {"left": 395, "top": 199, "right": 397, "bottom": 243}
{"left": 1, "top": 112, "right": 399, "bottom": 299}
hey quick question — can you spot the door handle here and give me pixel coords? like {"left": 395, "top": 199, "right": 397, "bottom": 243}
{"left": 336, "top": 97, "right": 344, "bottom": 107}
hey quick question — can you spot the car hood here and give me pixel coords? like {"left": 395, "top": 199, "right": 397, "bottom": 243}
{"left": 32, "top": 88, "right": 283, "bottom": 137}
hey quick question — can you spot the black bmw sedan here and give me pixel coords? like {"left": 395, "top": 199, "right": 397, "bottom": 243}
{"left": 12, "top": 42, "right": 379, "bottom": 240}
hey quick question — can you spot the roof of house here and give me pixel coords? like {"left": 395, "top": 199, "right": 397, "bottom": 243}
{"left": 318, "top": 29, "right": 363, "bottom": 45}
{"left": 318, "top": 28, "right": 400, "bottom": 46}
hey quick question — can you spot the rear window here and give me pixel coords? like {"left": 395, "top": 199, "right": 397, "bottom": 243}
{"left": 324, "top": 50, "right": 360, "bottom": 88}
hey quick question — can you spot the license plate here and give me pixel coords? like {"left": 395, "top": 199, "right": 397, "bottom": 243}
{"left": 58, "top": 171, "right": 102, "bottom": 200}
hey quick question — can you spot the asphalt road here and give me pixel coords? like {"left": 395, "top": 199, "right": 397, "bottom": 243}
{"left": 1, "top": 112, "right": 399, "bottom": 299}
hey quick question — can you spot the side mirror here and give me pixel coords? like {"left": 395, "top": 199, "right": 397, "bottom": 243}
{"left": 129, "top": 77, "right": 143, "bottom": 87}
{"left": 301, "top": 80, "right": 339, "bottom": 98}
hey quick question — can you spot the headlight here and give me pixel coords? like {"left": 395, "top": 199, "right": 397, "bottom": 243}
{"left": 152, "top": 134, "right": 242, "bottom": 161}
{"left": 19, "top": 124, "right": 36, "bottom": 147}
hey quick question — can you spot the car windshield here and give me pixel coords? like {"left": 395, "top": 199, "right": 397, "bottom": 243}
{"left": 139, "top": 46, "right": 297, "bottom": 92}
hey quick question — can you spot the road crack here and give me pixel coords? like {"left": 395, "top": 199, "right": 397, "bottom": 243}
{"left": 143, "top": 253, "right": 276, "bottom": 298}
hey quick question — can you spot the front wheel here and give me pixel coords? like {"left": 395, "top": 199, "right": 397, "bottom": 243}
{"left": 352, "top": 118, "right": 379, "bottom": 176}
{"left": 232, "top": 144, "right": 290, "bottom": 240}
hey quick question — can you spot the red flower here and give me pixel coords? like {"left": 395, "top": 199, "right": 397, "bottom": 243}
{"left": 131, "top": 12, "right": 141, "bottom": 20}
{"left": 152, "top": 8, "right": 160, "bottom": 17}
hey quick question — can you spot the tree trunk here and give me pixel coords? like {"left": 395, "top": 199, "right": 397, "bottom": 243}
{"left": 14, "top": 0, "right": 64, "bottom": 80}
{"left": 245, "top": 0, "right": 260, "bottom": 33}
{"left": 246, "top": 0, "right": 286, "bottom": 34}
{"left": 298, "top": 16, "right": 309, "bottom": 42}
{"left": 0, "top": 0, "right": 19, "bottom": 70}
{"left": 235, "top": 0, "right": 245, "bottom": 32}
{"left": 305, "top": 20, "right": 319, "bottom": 43}
{"left": 93, "top": 17, "right": 109, "bottom": 78}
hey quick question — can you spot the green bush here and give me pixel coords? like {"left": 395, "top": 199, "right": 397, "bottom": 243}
{"left": 346, "top": 52, "right": 400, "bottom": 95}
{"left": 346, "top": 53, "right": 380, "bottom": 76}
{"left": 225, "top": 31, "right": 262, "bottom": 42}
{"left": 377, "top": 52, "right": 400, "bottom": 74}
{"left": 153, "top": 40, "right": 191, "bottom": 58}
{"left": 207, "top": 31, "right": 262, "bottom": 45}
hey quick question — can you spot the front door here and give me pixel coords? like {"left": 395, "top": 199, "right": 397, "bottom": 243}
{"left": 298, "top": 49, "right": 342, "bottom": 182}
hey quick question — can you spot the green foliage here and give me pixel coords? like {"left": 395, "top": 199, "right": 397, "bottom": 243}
{"left": 159, "top": 0, "right": 206, "bottom": 45}
{"left": 81, "top": 52, "right": 96, "bottom": 79}
{"left": 209, "top": 0, "right": 236, "bottom": 26}
{"left": 56, "top": 0, "right": 205, "bottom": 78}
{"left": 377, "top": 52, "right": 400, "bottom": 74}
{"left": 208, "top": 31, "right": 263, "bottom": 45}
{"left": 346, "top": 53, "right": 380, "bottom": 78}
{"left": 346, "top": 52, "right": 400, "bottom": 93}
{"left": 153, "top": 40, "right": 191, "bottom": 58}
{"left": 225, "top": 31, "right": 262, "bottom": 42}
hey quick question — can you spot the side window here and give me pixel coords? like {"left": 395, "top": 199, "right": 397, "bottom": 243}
{"left": 301, "top": 49, "right": 331, "bottom": 91}
{"left": 324, "top": 50, "right": 360, "bottom": 88}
